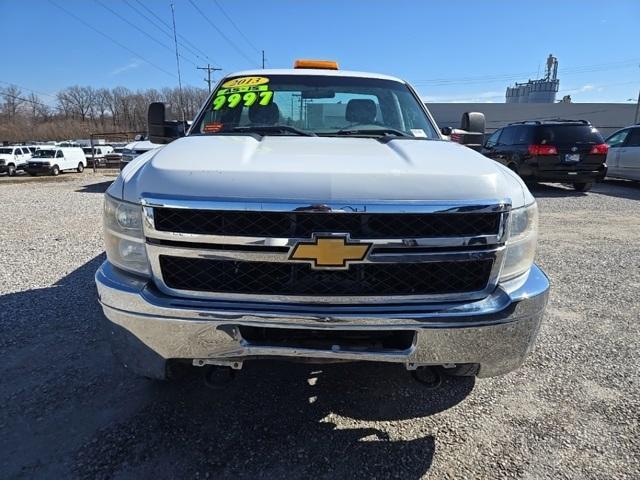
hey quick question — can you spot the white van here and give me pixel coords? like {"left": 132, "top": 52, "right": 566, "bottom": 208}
{"left": 82, "top": 145, "right": 115, "bottom": 167}
{"left": 25, "top": 147, "right": 86, "bottom": 176}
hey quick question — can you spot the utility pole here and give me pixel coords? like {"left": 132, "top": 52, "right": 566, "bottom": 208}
{"left": 170, "top": 3, "right": 185, "bottom": 123}
{"left": 197, "top": 64, "right": 222, "bottom": 93}
{"left": 635, "top": 89, "right": 640, "bottom": 124}
{"left": 262, "top": 50, "right": 266, "bottom": 69}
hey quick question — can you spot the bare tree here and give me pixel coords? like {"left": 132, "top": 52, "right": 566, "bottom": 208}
{"left": 58, "top": 86, "right": 95, "bottom": 122}
{"left": 0, "top": 83, "right": 211, "bottom": 142}
{"left": 94, "top": 88, "right": 112, "bottom": 127}
{"left": 1, "top": 85, "right": 25, "bottom": 118}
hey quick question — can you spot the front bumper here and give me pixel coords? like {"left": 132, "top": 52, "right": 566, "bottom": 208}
{"left": 24, "top": 164, "right": 52, "bottom": 174}
{"left": 95, "top": 262, "right": 549, "bottom": 379}
{"left": 527, "top": 165, "right": 607, "bottom": 183}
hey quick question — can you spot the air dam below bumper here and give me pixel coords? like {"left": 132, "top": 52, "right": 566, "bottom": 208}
{"left": 95, "top": 262, "right": 549, "bottom": 379}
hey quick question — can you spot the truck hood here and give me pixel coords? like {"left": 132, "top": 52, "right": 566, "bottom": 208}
{"left": 114, "top": 135, "right": 532, "bottom": 207}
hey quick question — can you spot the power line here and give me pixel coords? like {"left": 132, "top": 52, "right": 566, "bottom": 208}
{"left": 48, "top": 0, "right": 177, "bottom": 79}
{"left": 2, "top": 92, "right": 43, "bottom": 106}
{"left": 211, "top": 0, "right": 260, "bottom": 54}
{"left": 133, "top": 0, "right": 210, "bottom": 60}
{"left": 0, "top": 80, "right": 57, "bottom": 100}
{"left": 123, "top": 0, "right": 206, "bottom": 62}
{"left": 94, "top": 0, "right": 198, "bottom": 68}
{"left": 412, "top": 58, "right": 640, "bottom": 87}
{"left": 187, "top": 0, "right": 257, "bottom": 68}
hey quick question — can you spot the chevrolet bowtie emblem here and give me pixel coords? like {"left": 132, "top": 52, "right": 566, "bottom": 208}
{"left": 289, "top": 235, "right": 372, "bottom": 269}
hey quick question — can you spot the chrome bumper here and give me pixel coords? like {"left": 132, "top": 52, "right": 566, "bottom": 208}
{"left": 95, "top": 262, "right": 549, "bottom": 379}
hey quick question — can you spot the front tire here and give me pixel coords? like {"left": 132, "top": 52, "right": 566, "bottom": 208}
{"left": 7, "top": 164, "right": 16, "bottom": 177}
{"left": 51, "top": 165, "right": 60, "bottom": 176}
{"left": 573, "top": 182, "right": 593, "bottom": 192}
{"left": 77, "top": 162, "right": 84, "bottom": 173}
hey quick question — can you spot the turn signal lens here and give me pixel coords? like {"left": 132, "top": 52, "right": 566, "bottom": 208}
{"left": 589, "top": 143, "right": 609, "bottom": 155}
{"left": 294, "top": 59, "right": 339, "bottom": 70}
{"left": 528, "top": 144, "right": 558, "bottom": 156}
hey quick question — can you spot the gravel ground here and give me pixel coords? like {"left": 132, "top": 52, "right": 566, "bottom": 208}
{"left": 0, "top": 174, "right": 638, "bottom": 479}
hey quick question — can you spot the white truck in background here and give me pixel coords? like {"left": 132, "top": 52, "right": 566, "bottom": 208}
{"left": 0, "top": 146, "right": 32, "bottom": 176}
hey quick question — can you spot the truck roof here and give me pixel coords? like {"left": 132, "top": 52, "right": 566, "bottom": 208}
{"left": 224, "top": 68, "right": 406, "bottom": 83}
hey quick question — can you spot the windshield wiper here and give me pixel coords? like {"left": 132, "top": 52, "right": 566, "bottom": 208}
{"left": 333, "top": 127, "right": 413, "bottom": 138}
{"left": 226, "top": 125, "right": 317, "bottom": 137}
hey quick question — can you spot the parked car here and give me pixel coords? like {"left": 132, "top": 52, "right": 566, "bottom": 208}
{"left": 96, "top": 60, "right": 549, "bottom": 384}
{"left": 0, "top": 146, "right": 32, "bottom": 176}
{"left": 605, "top": 124, "right": 640, "bottom": 181}
{"left": 481, "top": 119, "right": 608, "bottom": 191}
{"left": 25, "top": 147, "right": 86, "bottom": 176}
{"left": 120, "top": 139, "right": 161, "bottom": 170}
{"left": 82, "top": 145, "right": 114, "bottom": 168}
{"left": 22, "top": 145, "right": 40, "bottom": 155}
{"left": 104, "top": 147, "right": 125, "bottom": 167}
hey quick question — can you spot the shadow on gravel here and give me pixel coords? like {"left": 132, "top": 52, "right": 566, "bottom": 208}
{"left": 528, "top": 180, "right": 640, "bottom": 201}
{"left": 527, "top": 182, "right": 588, "bottom": 198}
{"left": 594, "top": 179, "right": 640, "bottom": 201}
{"left": 0, "top": 255, "right": 474, "bottom": 480}
{"left": 71, "top": 363, "right": 473, "bottom": 479}
{"left": 75, "top": 180, "right": 113, "bottom": 193}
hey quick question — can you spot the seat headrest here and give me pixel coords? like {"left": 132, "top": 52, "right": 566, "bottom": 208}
{"left": 345, "top": 99, "right": 377, "bottom": 124}
{"left": 249, "top": 102, "right": 280, "bottom": 125}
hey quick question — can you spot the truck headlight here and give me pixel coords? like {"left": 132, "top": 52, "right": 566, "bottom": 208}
{"left": 104, "top": 195, "right": 150, "bottom": 276}
{"left": 500, "top": 202, "right": 538, "bottom": 281}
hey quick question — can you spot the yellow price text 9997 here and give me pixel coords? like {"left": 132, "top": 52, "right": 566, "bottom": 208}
{"left": 212, "top": 90, "right": 274, "bottom": 110}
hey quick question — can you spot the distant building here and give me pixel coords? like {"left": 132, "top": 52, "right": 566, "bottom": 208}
{"left": 505, "top": 54, "right": 560, "bottom": 104}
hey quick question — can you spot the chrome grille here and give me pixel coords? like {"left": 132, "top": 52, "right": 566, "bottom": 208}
{"left": 153, "top": 209, "right": 501, "bottom": 239}
{"left": 159, "top": 255, "right": 494, "bottom": 296}
{"left": 142, "top": 198, "right": 510, "bottom": 304}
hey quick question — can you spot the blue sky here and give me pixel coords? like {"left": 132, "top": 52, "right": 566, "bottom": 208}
{"left": 1, "top": 0, "right": 639, "bottom": 105}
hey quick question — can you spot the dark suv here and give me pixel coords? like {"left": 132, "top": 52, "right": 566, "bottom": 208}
{"left": 481, "top": 120, "right": 608, "bottom": 191}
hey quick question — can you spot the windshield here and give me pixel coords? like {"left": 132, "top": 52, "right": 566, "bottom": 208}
{"left": 33, "top": 150, "right": 55, "bottom": 158}
{"left": 194, "top": 74, "right": 438, "bottom": 139}
{"left": 82, "top": 148, "right": 94, "bottom": 154}
{"left": 0, "top": 148, "right": 13, "bottom": 154}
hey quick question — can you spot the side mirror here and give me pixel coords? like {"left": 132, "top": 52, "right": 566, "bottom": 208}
{"left": 461, "top": 112, "right": 485, "bottom": 134}
{"left": 148, "top": 102, "right": 186, "bottom": 144}
{"left": 440, "top": 126, "right": 453, "bottom": 136}
{"left": 450, "top": 112, "right": 486, "bottom": 152}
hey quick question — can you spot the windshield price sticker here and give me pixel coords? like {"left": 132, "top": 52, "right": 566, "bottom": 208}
{"left": 213, "top": 76, "right": 273, "bottom": 110}
{"left": 213, "top": 90, "right": 274, "bottom": 110}
{"left": 221, "top": 76, "right": 269, "bottom": 89}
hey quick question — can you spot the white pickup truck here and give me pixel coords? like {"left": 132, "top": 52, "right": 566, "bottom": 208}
{"left": 95, "top": 60, "right": 549, "bottom": 385}
{"left": 0, "top": 146, "right": 31, "bottom": 176}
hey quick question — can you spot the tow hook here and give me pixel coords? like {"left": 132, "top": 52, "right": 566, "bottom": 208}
{"left": 410, "top": 366, "right": 442, "bottom": 389}
{"left": 203, "top": 366, "right": 236, "bottom": 389}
